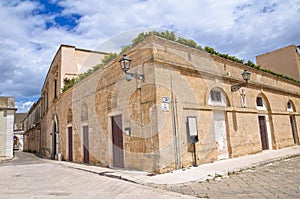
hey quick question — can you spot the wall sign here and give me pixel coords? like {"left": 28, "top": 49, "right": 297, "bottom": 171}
{"left": 162, "top": 96, "right": 170, "bottom": 103}
{"left": 161, "top": 96, "right": 170, "bottom": 112}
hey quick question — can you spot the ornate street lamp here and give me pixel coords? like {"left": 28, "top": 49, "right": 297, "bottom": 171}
{"left": 119, "top": 54, "right": 144, "bottom": 82}
{"left": 231, "top": 70, "right": 251, "bottom": 92}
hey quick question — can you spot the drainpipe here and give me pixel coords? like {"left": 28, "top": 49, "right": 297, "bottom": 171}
{"left": 170, "top": 71, "right": 179, "bottom": 170}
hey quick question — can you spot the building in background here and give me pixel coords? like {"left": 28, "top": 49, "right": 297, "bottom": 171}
{"left": 23, "top": 45, "right": 106, "bottom": 157}
{"left": 256, "top": 45, "right": 300, "bottom": 81}
{"left": 13, "top": 113, "right": 27, "bottom": 151}
{"left": 0, "top": 97, "right": 16, "bottom": 160}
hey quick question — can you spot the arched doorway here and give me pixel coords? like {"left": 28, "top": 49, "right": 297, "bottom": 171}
{"left": 287, "top": 101, "right": 299, "bottom": 145}
{"left": 256, "top": 95, "right": 272, "bottom": 150}
{"left": 51, "top": 114, "right": 59, "bottom": 160}
{"left": 13, "top": 135, "right": 19, "bottom": 150}
{"left": 208, "top": 87, "right": 229, "bottom": 160}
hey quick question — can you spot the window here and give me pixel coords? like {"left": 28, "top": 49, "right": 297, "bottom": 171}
{"left": 287, "top": 101, "right": 292, "bottom": 109}
{"left": 256, "top": 97, "right": 263, "bottom": 107}
{"left": 210, "top": 90, "right": 222, "bottom": 102}
{"left": 208, "top": 88, "right": 227, "bottom": 107}
{"left": 287, "top": 101, "right": 294, "bottom": 112}
{"left": 54, "top": 79, "right": 57, "bottom": 99}
{"left": 45, "top": 93, "right": 48, "bottom": 110}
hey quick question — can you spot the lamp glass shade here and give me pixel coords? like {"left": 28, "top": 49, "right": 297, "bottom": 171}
{"left": 241, "top": 70, "right": 251, "bottom": 81}
{"left": 119, "top": 54, "right": 131, "bottom": 72}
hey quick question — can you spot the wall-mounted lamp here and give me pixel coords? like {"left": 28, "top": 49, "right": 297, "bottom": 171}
{"left": 231, "top": 70, "right": 251, "bottom": 92}
{"left": 119, "top": 54, "right": 145, "bottom": 82}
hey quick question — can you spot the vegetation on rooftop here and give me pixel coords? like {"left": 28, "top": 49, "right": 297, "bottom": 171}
{"left": 62, "top": 30, "right": 299, "bottom": 92}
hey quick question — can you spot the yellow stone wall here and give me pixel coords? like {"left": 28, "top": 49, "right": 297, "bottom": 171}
{"left": 35, "top": 35, "right": 300, "bottom": 173}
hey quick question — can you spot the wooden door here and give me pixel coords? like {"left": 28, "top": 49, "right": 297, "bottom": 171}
{"left": 68, "top": 127, "right": 73, "bottom": 161}
{"left": 258, "top": 116, "right": 269, "bottom": 150}
{"left": 83, "top": 125, "right": 89, "bottom": 164}
{"left": 290, "top": 116, "right": 299, "bottom": 144}
{"left": 51, "top": 123, "right": 57, "bottom": 160}
{"left": 112, "top": 115, "right": 124, "bottom": 168}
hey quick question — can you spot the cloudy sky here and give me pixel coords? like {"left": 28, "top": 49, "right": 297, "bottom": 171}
{"left": 0, "top": 0, "right": 299, "bottom": 112}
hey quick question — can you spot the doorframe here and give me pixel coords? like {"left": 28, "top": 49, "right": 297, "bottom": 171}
{"left": 51, "top": 114, "right": 59, "bottom": 160}
{"left": 66, "top": 124, "right": 73, "bottom": 161}
{"left": 290, "top": 115, "right": 299, "bottom": 145}
{"left": 110, "top": 114, "right": 124, "bottom": 168}
{"left": 108, "top": 112, "right": 122, "bottom": 167}
{"left": 258, "top": 115, "right": 272, "bottom": 150}
{"left": 82, "top": 123, "right": 89, "bottom": 164}
{"left": 213, "top": 111, "right": 229, "bottom": 160}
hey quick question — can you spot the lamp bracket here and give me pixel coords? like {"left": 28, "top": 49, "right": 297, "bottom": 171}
{"left": 231, "top": 82, "right": 247, "bottom": 92}
{"left": 126, "top": 72, "right": 145, "bottom": 82}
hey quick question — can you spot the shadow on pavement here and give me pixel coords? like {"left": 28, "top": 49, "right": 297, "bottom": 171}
{"left": 0, "top": 151, "right": 45, "bottom": 166}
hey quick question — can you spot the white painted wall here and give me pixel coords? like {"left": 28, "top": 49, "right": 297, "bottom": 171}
{"left": 213, "top": 111, "right": 229, "bottom": 160}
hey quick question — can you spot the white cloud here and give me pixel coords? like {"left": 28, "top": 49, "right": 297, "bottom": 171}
{"left": 0, "top": 0, "right": 299, "bottom": 112}
{"left": 15, "top": 100, "right": 35, "bottom": 113}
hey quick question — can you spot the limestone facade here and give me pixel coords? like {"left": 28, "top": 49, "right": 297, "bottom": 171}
{"left": 0, "top": 97, "right": 16, "bottom": 160}
{"left": 24, "top": 36, "right": 300, "bottom": 173}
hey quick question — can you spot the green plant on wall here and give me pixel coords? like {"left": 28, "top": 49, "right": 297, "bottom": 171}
{"left": 63, "top": 30, "right": 300, "bottom": 93}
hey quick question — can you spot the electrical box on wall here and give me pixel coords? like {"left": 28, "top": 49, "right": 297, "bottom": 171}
{"left": 187, "top": 116, "right": 198, "bottom": 143}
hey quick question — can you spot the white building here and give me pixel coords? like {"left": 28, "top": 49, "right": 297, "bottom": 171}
{"left": 0, "top": 97, "right": 16, "bottom": 160}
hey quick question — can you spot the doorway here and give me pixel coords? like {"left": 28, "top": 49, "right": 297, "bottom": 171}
{"left": 213, "top": 111, "right": 228, "bottom": 160}
{"left": 83, "top": 125, "right": 89, "bottom": 164}
{"left": 51, "top": 122, "right": 57, "bottom": 160}
{"left": 68, "top": 127, "right": 73, "bottom": 161}
{"left": 112, "top": 115, "right": 124, "bottom": 168}
{"left": 290, "top": 116, "right": 299, "bottom": 144}
{"left": 258, "top": 116, "right": 269, "bottom": 150}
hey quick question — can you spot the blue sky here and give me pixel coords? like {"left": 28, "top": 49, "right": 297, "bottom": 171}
{"left": 0, "top": 0, "right": 299, "bottom": 112}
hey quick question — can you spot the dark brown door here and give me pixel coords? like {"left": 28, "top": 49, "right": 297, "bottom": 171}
{"left": 112, "top": 115, "right": 124, "bottom": 168}
{"left": 83, "top": 125, "right": 89, "bottom": 164}
{"left": 258, "top": 116, "right": 269, "bottom": 150}
{"left": 68, "top": 127, "right": 73, "bottom": 161}
{"left": 290, "top": 116, "right": 299, "bottom": 144}
{"left": 51, "top": 123, "right": 57, "bottom": 160}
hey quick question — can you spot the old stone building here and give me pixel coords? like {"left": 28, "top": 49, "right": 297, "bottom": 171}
{"left": 13, "top": 113, "right": 26, "bottom": 151}
{"left": 256, "top": 45, "right": 300, "bottom": 81}
{"left": 0, "top": 97, "right": 16, "bottom": 160}
{"left": 24, "top": 35, "right": 300, "bottom": 173}
{"left": 23, "top": 44, "right": 106, "bottom": 157}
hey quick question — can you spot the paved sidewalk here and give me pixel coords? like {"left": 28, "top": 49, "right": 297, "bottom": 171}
{"left": 52, "top": 146, "right": 300, "bottom": 185}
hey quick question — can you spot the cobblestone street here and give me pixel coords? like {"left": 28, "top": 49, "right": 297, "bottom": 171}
{"left": 159, "top": 156, "right": 300, "bottom": 198}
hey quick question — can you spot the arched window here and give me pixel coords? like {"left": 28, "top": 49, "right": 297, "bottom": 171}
{"left": 81, "top": 103, "right": 88, "bottom": 122}
{"left": 67, "top": 108, "right": 73, "bottom": 124}
{"left": 256, "top": 95, "right": 269, "bottom": 111}
{"left": 287, "top": 100, "right": 295, "bottom": 112}
{"left": 208, "top": 88, "right": 227, "bottom": 106}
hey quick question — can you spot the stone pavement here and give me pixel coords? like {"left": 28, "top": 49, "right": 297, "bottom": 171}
{"left": 1, "top": 146, "right": 299, "bottom": 198}
{"left": 160, "top": 156, "right": 300, "bottom": 198}
{"left": 0, "top": 152, "right": 195, "bottom": 199}
{"left": 52, "top": 145, "right": 300, "bottom": 185}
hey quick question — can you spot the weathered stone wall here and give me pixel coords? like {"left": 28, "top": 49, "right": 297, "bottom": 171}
{"left": 148, "top": 36, "right": 300, "bottom": 172}
{"left": 35, "top": 35, "right": 300, "bottom": 173}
